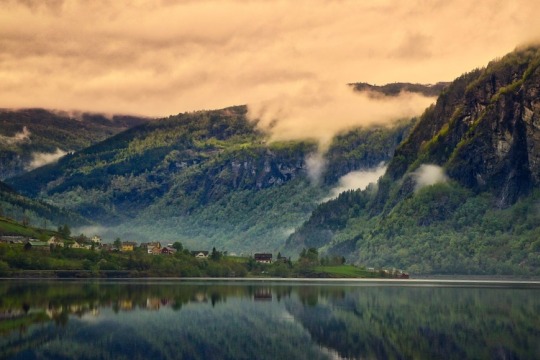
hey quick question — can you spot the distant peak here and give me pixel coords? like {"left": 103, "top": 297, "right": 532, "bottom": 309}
{"left": 350, "top": 82, "right": 449, "bottom": 98}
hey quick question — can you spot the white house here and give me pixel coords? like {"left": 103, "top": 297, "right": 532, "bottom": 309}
{"left": 91, "top": 235, "right": 102, "bottom": 244}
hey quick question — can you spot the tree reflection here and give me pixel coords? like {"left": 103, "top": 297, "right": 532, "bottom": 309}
{"left": 0, "top": 281, "right": 538, "bottom": 359}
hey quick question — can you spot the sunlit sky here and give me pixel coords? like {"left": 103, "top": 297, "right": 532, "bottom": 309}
{"left": 1, "top": 0, "right": 540, "bottom": 128}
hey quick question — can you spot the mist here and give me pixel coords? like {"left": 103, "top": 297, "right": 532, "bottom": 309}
{"left": 325, "top": 164, "right": 387, "bottom": 201}
{"left": 413, "top": 164, "right": 448, "bottom": 192}
{"left": 27, "top": 148, "right": 67, "bottom": 170}
{"left": 305, "top": 152, "right": 327, "bottom": 185}
{"left": 247, "top": 84, "right": 435, "bottom": 147}
{"left": 1, "top": 126, "right": 31, "bottom": 144}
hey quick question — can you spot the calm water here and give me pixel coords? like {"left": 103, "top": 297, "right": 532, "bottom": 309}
{"left": 0, "top": 279, "right": 539, "bottom": 359}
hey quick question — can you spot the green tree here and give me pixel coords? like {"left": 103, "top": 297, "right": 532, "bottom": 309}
{"left": 299, "top": 247, "right": 319, "bottom": 266}
{"left": 172, "top": 241, "right": 183, "bottom": 252}
{"left": 211, "top": 247, "right": 222, "bottom": 261}
{"left": 113, "top": 238, "right": 122, "bottom": 249}
{"left": 58, "top": 224, "right": 71, "bottom": 238}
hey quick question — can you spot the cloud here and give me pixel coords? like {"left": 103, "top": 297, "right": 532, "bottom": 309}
{"left": 248, "top": 83, "right": 434, "bottom": 146}
{"left": 413, "top": 164, "right": 448, "bottom": 192}
{"left": 73, "top": 225, "right": 109, "bottom": 238}
{"left": 325, "top": 164, "right": 387, "bottom": 201}
{"left": 0, "top": 0, "right": 539, "bottom": 118}
{"left": 27, "top": 148, "right": 67, "bottom": 170}
{"left": 0, "top": 126, "right": 31, "bottom": 144}
{"left": 305, "top": 152, "right": 327, "bottom": 185}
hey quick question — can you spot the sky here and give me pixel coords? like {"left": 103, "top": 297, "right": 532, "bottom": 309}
{"left": 2, "top": 0, "right": 540, "bottom": 141}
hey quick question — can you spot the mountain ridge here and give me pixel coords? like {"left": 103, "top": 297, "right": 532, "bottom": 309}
{"left": 0, "top": 108, "right": 150, "bottom": 179}
{"left": 286, "top": 46, "right": 540, "bottom": 275}
{"left": 6, "top": 106, "right": 413, "bottom": 251}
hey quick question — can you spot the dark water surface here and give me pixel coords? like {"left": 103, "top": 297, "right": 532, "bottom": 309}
{"left": 0, "top": 279, "right": 539, "bottom": 359}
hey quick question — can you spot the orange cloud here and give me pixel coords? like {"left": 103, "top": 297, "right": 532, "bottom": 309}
{"left": 0, "top": 0, "right": 539, "bottom": 119}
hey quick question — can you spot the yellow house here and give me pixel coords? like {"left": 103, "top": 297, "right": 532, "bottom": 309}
{"left": 121, "top": 241, "right": 136, "bottom": 252}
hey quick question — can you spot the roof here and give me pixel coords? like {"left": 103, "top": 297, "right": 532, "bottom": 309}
{"left": 28, "top": 241, "right": 49, "bottom": 247}
{"left": 191, "top": 251, "right": 209, "bottom": 255}
{"left": 254, "top": 253, "right": 272, "bottom": 260}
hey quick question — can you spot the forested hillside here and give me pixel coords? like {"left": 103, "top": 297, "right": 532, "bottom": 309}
{"left": 0, "top": 180, "right": 87, "bottom": 229}
{"left": 0, "top": 108, "right": 148, "bottom": 179}
{"left": 286, "top": 46, "right": 540, "bottom": 275}
{"left": 7, "top": 106, "right": 412, "bottom": 252}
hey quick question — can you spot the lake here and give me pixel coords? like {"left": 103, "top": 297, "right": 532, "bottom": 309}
{"left": 0, "top": 279, "right": 539, "bottom": 359}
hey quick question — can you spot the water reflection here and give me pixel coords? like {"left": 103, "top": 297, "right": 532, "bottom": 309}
{"left": 0, "top": 280, "right": 539, "bottom": 359}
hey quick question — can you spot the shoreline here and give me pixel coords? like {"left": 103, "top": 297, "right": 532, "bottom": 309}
{"left": 1, "top": 276, "right": 540, "bottom": 286}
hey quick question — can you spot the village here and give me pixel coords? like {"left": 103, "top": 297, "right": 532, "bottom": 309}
{"left": 0, "top": 231, "right": 408, "bottom": 279}
{"left": 0, "top": 234, "right": 279, "bottom": 263}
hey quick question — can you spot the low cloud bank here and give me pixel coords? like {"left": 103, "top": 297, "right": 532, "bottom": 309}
{"left": 248, "top": 84, "right": 435, "bottom": 148}
{"left": 27, "top": 148, "right": 67, "bottom": 170}
{"left": 413, "top": 164, "right": 448, "bottom": 192}
{"left": 325, "top": 164, "right": 387, "bottom": 201}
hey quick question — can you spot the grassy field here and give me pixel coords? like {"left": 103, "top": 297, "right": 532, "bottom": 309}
{"left": 313, "top": 265, "right": 379, "bottom": 278}
{"left": 0, "top": 217, "right": 53, "bottom": 239}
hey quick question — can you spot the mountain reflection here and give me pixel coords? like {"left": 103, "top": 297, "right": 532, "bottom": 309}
{"left": 0, "top": 281, "right": 539, "bottom": 359}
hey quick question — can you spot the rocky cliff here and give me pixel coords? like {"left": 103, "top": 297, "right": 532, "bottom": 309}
{"left": 379, "top": 46, "right": 540, "bottom": 209}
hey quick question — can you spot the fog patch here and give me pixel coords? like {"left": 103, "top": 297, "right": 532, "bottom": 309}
{"left": 305, "top": 152, "right": 327, "bottom": 185}
{"left": 1, "top": 126, "right": 31, "bottom": 144}
{"left": 50, "top": 109, "right": 115, "bottom": 121}
{"left": 73, "top": 225, "right": 114, "bottom": 242}
{"left": 27, "top": 148, "right": 67, "bottom": 170}
{"left": 413, "top": 164, "right": 448, "bottom": 192}
{"left": 325, "top": 164, "right": 387, "bottom": 201}
{"left": 281, "top": 227, "right": 296, "bottom": 237}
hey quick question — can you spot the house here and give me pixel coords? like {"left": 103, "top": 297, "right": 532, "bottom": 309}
{"left": 70, "top": 242, "right": 83, "bottom": 249}
{"left": 25, "top": 241, "right": 50, "bottom": 251}
{"left": 47, "top": 236, "right": 64, "bottom": 248}
{"left": 91, "top": 235, "right": 102, "bottom": 244}
{"left": 191, "top": 251, "right": 209, "bottom": 259}
{"left": 254, "top": 253, "right": 272, "bottom": 264}
{"left": 121, "top": 241, "right": 137, "bottom": 252}
{"left": 150, "top": 246, "right": 162, "bottom": 255}
{"left": 161, "top": 246, "right": 177, "bottom": 255}
{"left": 143, "top": 242, "right": 162, "bottom": 254}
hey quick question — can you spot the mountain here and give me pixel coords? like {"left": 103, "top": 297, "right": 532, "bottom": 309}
{"left": 0, "top": 108, "right": 149, "bottom": 179}
{"left": 287, "top": 46, "right": 540, "bottom": 275}
{"left": 7, "top": 106, "right": 413, "bottom": 252}
{"left": 351, "top": 82, "right": 449, "bottom": 97}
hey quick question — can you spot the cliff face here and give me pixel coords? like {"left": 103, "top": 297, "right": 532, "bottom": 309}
{"left": 384, "top": 46, "right": 540, "bottom": 208}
